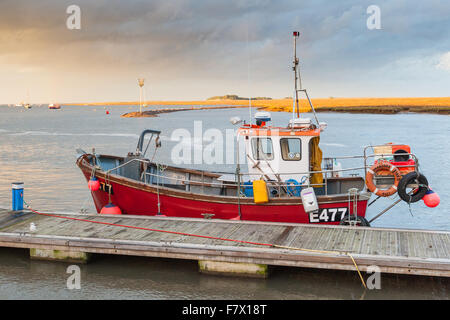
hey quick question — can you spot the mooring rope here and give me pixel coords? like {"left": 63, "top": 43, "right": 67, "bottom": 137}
{"left": 22, "top": 200, "right": 366, "bottom": 288}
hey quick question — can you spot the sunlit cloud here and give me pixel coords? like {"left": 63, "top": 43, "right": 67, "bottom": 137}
{"left": 437, "top": 52, "right": 450, "bottom": 72}
{"left": 0, "top": 0, "right": 449, "bottom": 103}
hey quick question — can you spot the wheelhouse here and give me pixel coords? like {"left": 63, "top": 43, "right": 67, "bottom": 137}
{"left": 237, "top": 112, "right": 325, "bottom": 186}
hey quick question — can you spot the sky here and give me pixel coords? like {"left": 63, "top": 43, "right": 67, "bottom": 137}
{"left": 0, "top": 0, "right": 449, "bottom": 103}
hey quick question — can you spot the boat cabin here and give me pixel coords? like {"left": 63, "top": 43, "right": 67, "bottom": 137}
{"left": 237, "top": 112, "right": 325, "bottom": 187}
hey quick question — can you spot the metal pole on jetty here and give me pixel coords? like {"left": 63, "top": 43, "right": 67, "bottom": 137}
{"left": 11, "top": 182, "right": 24, "bottom": 211}
{"left": 138, "top": 78, "right": 145, "bottom": 114}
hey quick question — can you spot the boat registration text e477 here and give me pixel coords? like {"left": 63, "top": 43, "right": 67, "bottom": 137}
{"left": 309, "top": 208, "right": 348, "bottom": 223}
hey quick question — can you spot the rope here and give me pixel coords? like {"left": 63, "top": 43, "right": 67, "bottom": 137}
{"left": 271, "top": 244, "right": 366, "bottom": 289}
{"left": 142, "top": 135, "right": 153, "bottom": 156}
{"left": 22, "top": 200, "right": 367, "bottom": 288}
{"left": 79, "top": 192, "right": 91, "bottom": 214}
{"left": 105, "top": 171, "right": 112, "bottom": 203}
{"left": 348, "top": 253, "right": 367, "bottom": 289}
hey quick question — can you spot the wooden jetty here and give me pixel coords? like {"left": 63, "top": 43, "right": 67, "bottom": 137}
{"left": 0, "top": 208, "right": 449, "bottom": 278}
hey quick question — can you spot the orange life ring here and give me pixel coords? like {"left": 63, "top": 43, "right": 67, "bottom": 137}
{"left": 366, "top": 160, "right": 402, "bottom": 197}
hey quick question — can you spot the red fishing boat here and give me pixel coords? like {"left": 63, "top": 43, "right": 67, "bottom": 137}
{"left": 76, "top": 32, "right": 438, "bottom": 226}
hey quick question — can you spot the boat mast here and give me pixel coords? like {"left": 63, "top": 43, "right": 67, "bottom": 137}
{"left": 247, "top": 22, "right": 252, "bottom": 124}
{"left": 292, "top": 31, "right": 320, "bottom": 126}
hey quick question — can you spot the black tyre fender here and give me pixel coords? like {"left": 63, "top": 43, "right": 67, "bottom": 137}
{"left": 397, "top": 172, "right": 428, "bottom": 203}
{"left": 393, "top": 149, "right": 410, "bottom": 162}
{"left": 340, "top": 216, "right": 371, "bottom": 227}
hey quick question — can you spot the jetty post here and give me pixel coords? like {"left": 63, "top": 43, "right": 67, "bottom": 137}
{"left": 11, "top": 182, "right": 24, "bottom": 211}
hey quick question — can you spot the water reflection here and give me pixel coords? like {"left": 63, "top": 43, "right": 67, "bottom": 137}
{"left": 0, "top": 248, "right": 447, "bottom": 300}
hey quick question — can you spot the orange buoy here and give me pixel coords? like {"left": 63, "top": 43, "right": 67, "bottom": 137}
{"left": 100, "top": 203, "right": 122, "bottom": 215}
{"left": 366, "top": 160, "right": 402, "bottom": 197}
{"left": 88, "top": 177, "right": 100, "bottom": 191}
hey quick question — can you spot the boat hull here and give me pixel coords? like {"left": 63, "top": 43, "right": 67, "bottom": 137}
{"left": 78, "top": 156, "right": 369, "bottom": 225}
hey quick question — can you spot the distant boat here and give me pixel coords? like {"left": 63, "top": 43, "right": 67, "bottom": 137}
{"left": 15, "top": 103, "right": 23, "bottom": 107}
{"left": 48, "top": 103, "right": 61, "bottom": 109}
{"left": 23, "top": 90, "right": 32, "bottom": 109}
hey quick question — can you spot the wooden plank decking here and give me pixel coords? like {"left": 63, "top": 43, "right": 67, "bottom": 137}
{"left": 0, "top": 208, "right": 449, "bottom": 277}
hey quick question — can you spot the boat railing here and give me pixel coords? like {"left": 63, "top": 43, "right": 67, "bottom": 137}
{"left": 98, "top": 155, "right": 363, "bottom": 196}
{"left": 143, "top": 164, "right": 370, "bottom": 198}
{"left": 362, "top": 144, "right": 419, "bottom": 183}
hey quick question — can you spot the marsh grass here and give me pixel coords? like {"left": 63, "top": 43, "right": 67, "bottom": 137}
{"left": 71, "top": 97, "right": 450, "bottom": 114}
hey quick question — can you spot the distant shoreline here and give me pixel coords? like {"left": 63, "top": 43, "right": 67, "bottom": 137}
{"left": 311, "top": 105, "right": 450, "bottom": 115}
{"left": 68, "top": 97, "right": 450, "bottom": 115}
{"left": 121, "top": 105, "right": 249, "bottom": 118}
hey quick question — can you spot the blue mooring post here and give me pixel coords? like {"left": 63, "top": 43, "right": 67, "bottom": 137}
{"left": 12, "top": 182, "right": 24, "bottom": 211}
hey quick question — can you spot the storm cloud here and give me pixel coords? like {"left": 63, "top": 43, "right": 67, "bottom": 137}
{"left": 0, "top": 0, "right": 449, "bottom": 103}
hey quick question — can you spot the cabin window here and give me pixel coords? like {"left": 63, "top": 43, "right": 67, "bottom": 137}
{"left": 251, "top": 138, "right": 274, "bottom": 160}
{"left": 280, "top": 138, "right": 301, "bottom": 161}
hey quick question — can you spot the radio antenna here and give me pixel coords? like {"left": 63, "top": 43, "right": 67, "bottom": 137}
{"left": 247, "top": 22, "right": 252, "bottom": 124}
{"left": 292, "top": 31, "right": 300, "bottom": 118}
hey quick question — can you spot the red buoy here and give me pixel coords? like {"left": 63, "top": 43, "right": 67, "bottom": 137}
{"left": 88, "top": 177, "right": 100, "bottom": 191}
{"left": 100, "top": 203, "right": 122, "bottom": 215}
{"left": 422, "top": 189, "right": 440, "bottom": 208}
{"left": 106, "top": 110, "right": 110, "bottom": 115}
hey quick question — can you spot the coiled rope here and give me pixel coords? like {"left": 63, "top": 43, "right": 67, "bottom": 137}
{"left": 23, "top": 200, "right": 366, "bottom": 288}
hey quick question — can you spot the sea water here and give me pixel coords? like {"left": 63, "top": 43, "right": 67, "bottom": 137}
{"left": 0, "top": 104, "right": 448, "bottom": 299}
